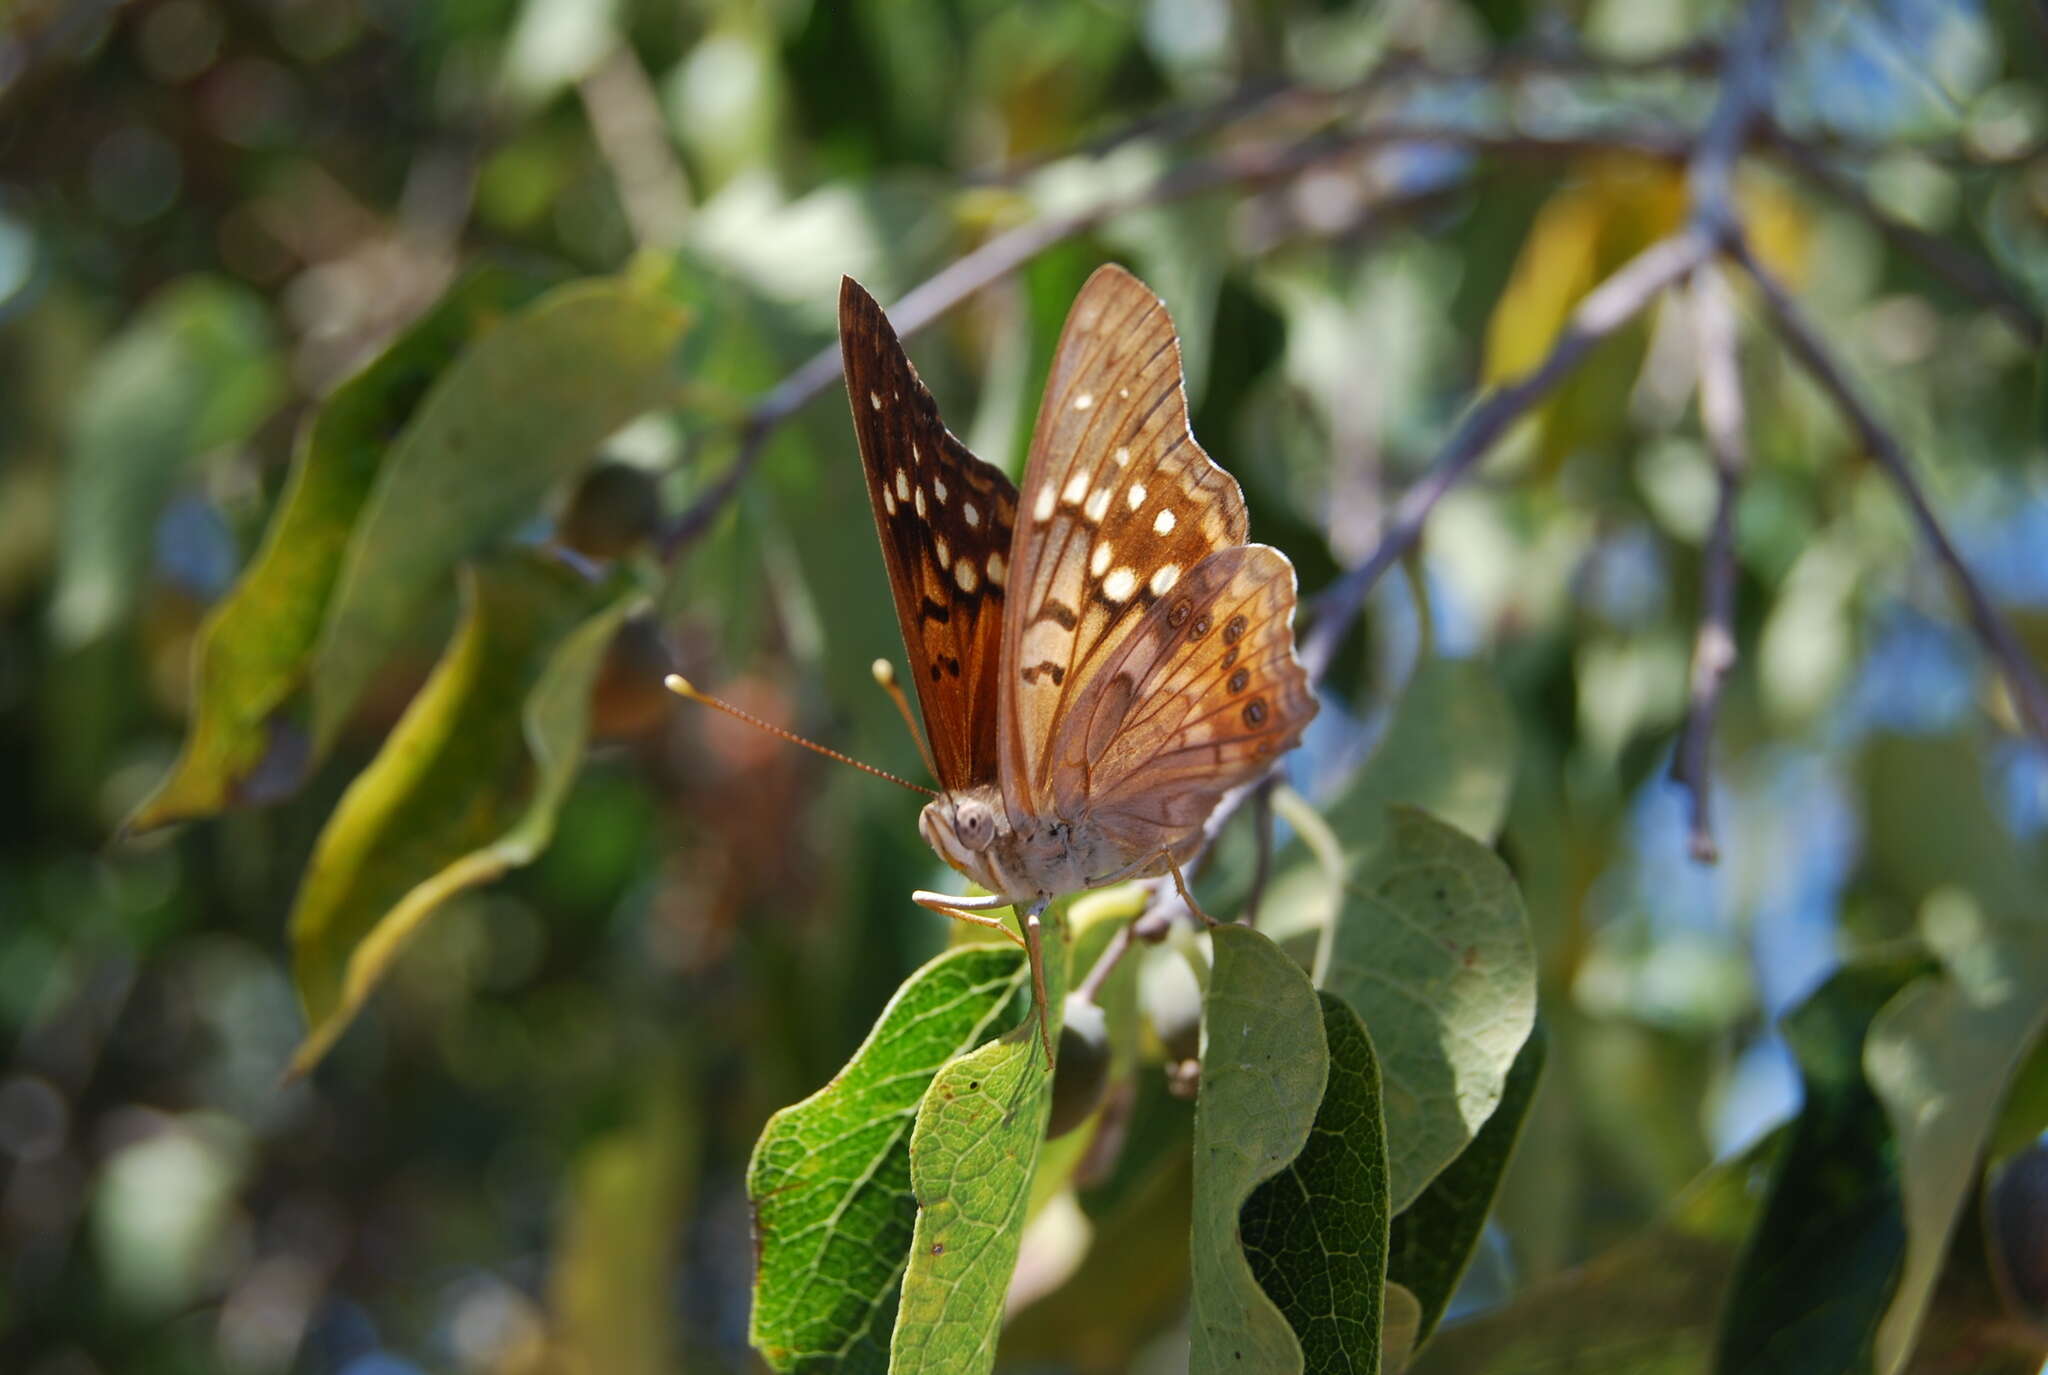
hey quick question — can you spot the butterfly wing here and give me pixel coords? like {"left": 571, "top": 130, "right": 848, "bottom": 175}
{"left": 1047, "top": 543, "right": 1316, "bottom": 858}
{"left": 841, "top": 276, "right": 1019, "bottom": 791}
{"left": 998, "top": 263, "right": 1252, "bottom": 823}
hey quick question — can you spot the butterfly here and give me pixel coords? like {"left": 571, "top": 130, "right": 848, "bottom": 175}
{"left": 840, "top": 264, "right": 1317, "bottom": 1053}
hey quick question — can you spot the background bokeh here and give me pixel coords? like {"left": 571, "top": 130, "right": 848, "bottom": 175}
{"left": 2, "top": 0, "right": 2045, "bottom": 1372}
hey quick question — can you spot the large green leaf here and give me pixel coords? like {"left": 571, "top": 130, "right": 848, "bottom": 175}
{"left": 749, "top": 944, "right": 1032, "bottom": 1374}
{"left": 1191, "top": 924, "right": 1331, "bottom": 1375}
{"left": 130, "top": 269, "right": 547, "bottom": 831}
{"left": 307, "top": 275, "right": 689, "bottom": 752}
{"left": 1714, "top": 956, "right": 1932, "bottom": 1375}
{"left": 287, "top": 551, "right": 638, "bottom": 1073}
{"left": 1866, "top": 904, "right": 2048, "bottom": 1375}
{"left": 52, "top": 276, "right": 282, "bottom": 648}
{"left": 1242, "top": 992, "right": 1391, "bottom": 1375}
{"left": 1387, "top": 1019, "right": 1546, "bottom": 1345}
{"left": 1410, "top": 1132, "right": 1781, "bottom": 1375}
{"left": 1317, "top": 806, "right": 1537, "bottom": 1211}
{"left": 1325, "top": 658, "right": 1519, "bottom": 853}
{"left": 890, "top": 913, "right": 1069, "bottom": 1374}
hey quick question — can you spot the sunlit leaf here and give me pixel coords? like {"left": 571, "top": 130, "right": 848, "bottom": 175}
{"left": 1387, "top": 1020, "right": 1545, "bottom": 1345}
{"left": 1866, "top": 901, "right": 2048, "bottom": 1375}
{"left": 1714, "top": 956, "right": 1933, "bottom": 1375}
{"left": 1242, "top": 992, "right": 1391, "bottom": 1374}
{"left": 1318, "top": 807, "right": 1537, "bottom": 1212}
{"left": 288, "top": 551, "right": 639, "bottom": 1073}
{"left": 53, "top": 276, "right": 282, "bottom": 648}
{"left": 1191, "top": 924, "right": 1330, "bottom": 1375}
{"left": 307, "top": 276, "right": 689, "bottom": 753}
{"left": 890, "top": 913, "right": 1068, "bottom": 1374}
{"left": 130, "top": 268, "right": 547, "bottom": 832}
{"left": 749, "top": 944, "right": 1031, "bottom": 1374}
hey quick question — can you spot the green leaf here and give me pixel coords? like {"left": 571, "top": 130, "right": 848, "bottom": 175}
{"left": 287, "top": 551, "right": 637, "bottom": 1073}
{"left": 1242, "top": 992, "right": 1392, "bottom": 1374}
{"left": 890, "top": 912, "right": 1069, "bottom": 1374}
{"left": 52, "top": 276, "right": 282, "bottom": 648}
{"left": 749, "top": 944, "right": 1032, "bottom": 1374}
{"left": 129, "top": 268, "right": 547, "bottom": 832}
{"left": 307, "top": 276, "right": 689, "bottom": 753}
{"left": 1410, "top": 1132, "right": 1781, "bottom": 1375}
{"left": 541, "top": 1053, "right": 697, "bottom": 1375}
{"left": 1192, "top": 924, "right": 1331, "bottom": 1375}
{"left": 1325, "top": 658, "right": 1519, "bottom": 855}
{"left": 1866, "top": 902, "right": 2048, "bottom": 1375}
{"left": 1317, "top": 806, "right": 1537, "bottom": 1211}
{"left": 1714, "top": 956, "right": 1933, "bottom": 1375}
{"left": 1387, "top": 1019, "right": 1546, "bottom": 1345}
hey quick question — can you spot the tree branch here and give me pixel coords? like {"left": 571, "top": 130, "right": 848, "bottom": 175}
{"left": 1299, "top": 227, "right": 1714, "bottom": 679}
{"left": 1673, "top": 261, "right": 1748, "bottom": 863}
{"left": 1728, "top": 233, "right": 2048, "bottom": 743}
{"left": 1760, "top": 127, "right": 2045, "bottom": 347}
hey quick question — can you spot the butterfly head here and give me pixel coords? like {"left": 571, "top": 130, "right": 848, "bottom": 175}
{"left": 918, "top": 786, "right": 1016, "bottom": 890}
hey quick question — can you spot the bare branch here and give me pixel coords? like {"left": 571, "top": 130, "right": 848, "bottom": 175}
{"left": 1673, "top": 262, "right": 1748, "bottom": 863}
{"left": 1762, "top": 129, "right": 2045, "bottom": 347}
{"left": 1729, "top": 234, "right": 2048, "bottom": 744}
{"left": 1300, "top": 228, "right": 1714, "bottom": 678}
{"left": 579, "top": 46, "right": 693, "bottom": 251}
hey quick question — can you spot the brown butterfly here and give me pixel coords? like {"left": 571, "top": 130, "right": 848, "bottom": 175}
{"left": 840, "top": 265, "right": 1318, "bottom": 1051}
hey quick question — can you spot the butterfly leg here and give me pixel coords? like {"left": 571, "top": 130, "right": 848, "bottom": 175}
{"left": 1021, "top": 898, "right": 1055, "bottom": 1065}
{"left": 1165, "top": 855, "right": 1220, "bottom": 928}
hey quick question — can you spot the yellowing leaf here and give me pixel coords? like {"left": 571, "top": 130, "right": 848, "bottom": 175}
{"left": 288, "top": 552, "right": 638, "bottom": 1074}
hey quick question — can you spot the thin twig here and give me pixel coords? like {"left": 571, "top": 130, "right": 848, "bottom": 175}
{"left": 1073, "top": 902, "right": 1173, "bottom": 1007}
{"left": 1761, "top": 128, "right": 2045, "bottom": 347}
{"left": 1673, "top": 262, "right": 1748, "bottom": 863}
{"left": 1728, "top": 233, "right": 2048, "bottom": 743}
{"left": 1300, "top": 228, "right": 1714, "bottom": 679}
{"left": 579, "top": 46, "right": 694, "bottom": 250}
{"left": 1239, "top": 777, "right": 1278, "bottom": 927}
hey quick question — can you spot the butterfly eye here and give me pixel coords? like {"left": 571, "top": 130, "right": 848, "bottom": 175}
{"left": 953, "top": 800, "right": 996, "bottom": 850}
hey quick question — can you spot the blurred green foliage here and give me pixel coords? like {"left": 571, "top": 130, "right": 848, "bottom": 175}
{"left": 2, "top": 0, "right": 2047, "bottom": 1373}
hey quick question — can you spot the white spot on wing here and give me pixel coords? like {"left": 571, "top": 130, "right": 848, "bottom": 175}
{"left": 963, "top": 501, "right": 981, "bottom": 528}
{"left": 1084, "top": 488, "right": 1111, "bottom": 522}
{"left": 987, "top": 552, "right": 1007, "bottom": 586}
{"left": 932, "top": 476, "right": 947, "bottom": 503}
{"left": 914, "top": 486, "right": 927, "bottom": 518}
{"left": 1090, "top": 542, "right": 1112, "bottom": 576}
{"left": 895, "top": 469, "right": 910, "bottom": 502}
{"left": 934, "top": 536, "right": 951, "bottom": 568}
{"left": 1061, "top": 471, "right": 1089, "bottom": 506}
{"left": 911, "top": 443, "right": 920, "bottom": 461}
{"left": 869, "top": 391, "right": 881, "bottom": 410}
{"left": 1102, "top": 567, "right": 1138, "bottom": 602}
{"left": 1073, "top": 391, "right": 1095, "bottom": 411}
{"left": 1154, "top": 508, "right": 1176, "bottom": 535}
{"left": 955, "top": 560, "right": 979, "bottom": 593}
{"left": 1112, "top": 446, "right": 1131, "bottom": 467}
{"left": 1127, "top": 483, "right": 1147, "bottom": 511}
{"left": 1149, "top": 563, "right": 1181, "bottom": 596}
{"left": 1033, "top": 485, "right": 1057, "bottom": 522}
{"left": 883, "top": 487, "right": 897, "bottom": 515}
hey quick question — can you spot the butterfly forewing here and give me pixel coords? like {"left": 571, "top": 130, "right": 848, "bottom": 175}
{"left": 1053, "top": 543, "right": 1316, "bottom": 854}
{"left": 840, "top": 277, "right": 1019, "bottom": 791}
{"left": 999, "top": 265, "right": 1253, "bottom": 822}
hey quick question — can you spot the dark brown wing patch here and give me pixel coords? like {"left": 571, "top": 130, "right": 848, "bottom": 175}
{"left": 840, "top": 277, "right": 1019, "bottom": 791}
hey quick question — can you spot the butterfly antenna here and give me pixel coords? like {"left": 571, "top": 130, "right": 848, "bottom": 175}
{"left": 664, "top": 675, "right": 937, "bottom": 797}
{"left": 870, "top": 659, "right": 949, "bottom": 797}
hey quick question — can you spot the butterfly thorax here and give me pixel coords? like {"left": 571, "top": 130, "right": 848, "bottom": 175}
{"left": 918, "top": 786, "right": 1131, "bottom": 903}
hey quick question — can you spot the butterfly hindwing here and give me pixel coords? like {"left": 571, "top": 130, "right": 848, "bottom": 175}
{"left": 840, "top": 276, "right": 1019, "bottom": 792}
{"left": 999, "top": 264, "right": 1251, "bottom": 821}
{"left": 1049, "top": 544, "right": 1316, "bottom": 853}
